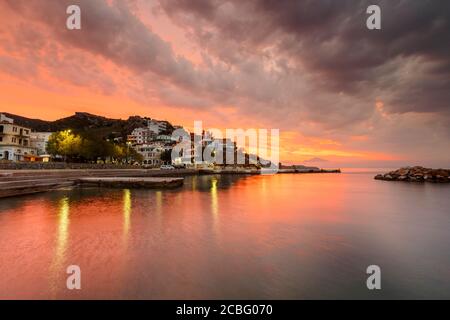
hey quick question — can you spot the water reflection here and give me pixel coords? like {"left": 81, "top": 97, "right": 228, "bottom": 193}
{"left": 123, "top": 189, "right": 131, "bottom": 239}
{"left": 191, "top": 175, "right": 197, "bottom": 191}
{"left": 210, "top": 177, "right": 220, "bottom": 238}
{"left": 49, "top": 196, "right": 70, "bottom": 295}
{"left": 0, "top": 173, "right": 449, "bottom": 299}
{"left": 56, "top": 197, "right": 70, "bottom": 259}
{"left": 210, "top": 177, "right": 219, "bottom": 218}
{"left": 155, "top": 191, "right": 162, "bottom": 216}
{"left": 186, "top": 174, "right": 247, "bottom": 192}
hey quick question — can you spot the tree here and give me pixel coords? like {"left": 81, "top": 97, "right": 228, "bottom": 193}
{"left": 160, "top": 149, "right": 172, "bottom": 164}
{"left": 47, "top": 130, "right": 143, "bottom": 164}
{"left": 77, "top": 133, "right": 115, "bottom": 163}
{"left": 112, "top": 144, "right": 126, "bottom": 162}
{"left": 129, "top": 148, "right": 143, "bottom": 164}
{"left": 78, "top": 138, "right": 98, "bottom": 162}
{"left": 47, "top": 130, "right": 81, "bottom": 161}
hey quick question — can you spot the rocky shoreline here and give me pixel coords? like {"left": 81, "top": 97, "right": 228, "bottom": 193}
{"left": 374, "top": 166, "right": 450, "bottom": 183}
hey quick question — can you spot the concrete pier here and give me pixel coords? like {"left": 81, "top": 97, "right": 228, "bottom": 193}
{"left": 78, "top": 177, "right": 184, "bottom": 189}
{"left": 0, "top": 169, "right": 189, "bottom": 198}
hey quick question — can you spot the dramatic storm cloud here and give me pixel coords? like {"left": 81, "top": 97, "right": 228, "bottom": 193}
{"left": 0, "top": 0, "right": 449, "bottom": 166}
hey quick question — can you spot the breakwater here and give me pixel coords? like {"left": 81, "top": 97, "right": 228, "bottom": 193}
{"left": 374, "top": 166, "right": 450, "bottom": 183}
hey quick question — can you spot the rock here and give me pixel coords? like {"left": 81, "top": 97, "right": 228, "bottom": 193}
{"left": 435, "top": 169, "right": 449, "bottom": 177}
{"left": 374, "top": 166, "right": 450, "bottom": 183}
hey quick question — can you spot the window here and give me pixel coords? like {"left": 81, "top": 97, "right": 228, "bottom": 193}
{"left": 0, "top": 137, "right": 2, "bottom": 142}
{"left": 0, "top": 125, "right": 3, "bottom": 133}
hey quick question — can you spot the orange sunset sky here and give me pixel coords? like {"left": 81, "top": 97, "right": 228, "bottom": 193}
{"left": 0, "top": 0, "right": 449, "bottom": 167}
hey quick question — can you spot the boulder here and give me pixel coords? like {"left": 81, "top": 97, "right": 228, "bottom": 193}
{"left": 374, "top": 166, "right": 450, "bottom": 183}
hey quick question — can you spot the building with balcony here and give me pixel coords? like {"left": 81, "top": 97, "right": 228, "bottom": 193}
{"left": 127, "top": 127, "right": 157, "bottom": 145}
{"left": 0, "top": 114, "right": 37, "bottom": 162}
{"left": 134, "top": 142, "right": 164, "bottom": 167}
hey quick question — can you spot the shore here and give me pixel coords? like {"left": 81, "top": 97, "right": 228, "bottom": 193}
{"left": 0, "top": 167, "right": 341, "bottom": 198}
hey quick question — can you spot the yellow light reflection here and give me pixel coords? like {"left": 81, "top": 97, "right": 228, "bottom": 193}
{"left": 210, "top": 177, "right": 221, "bottom": 241}
{"left": 55, "top": 197, "right": 70, "bottom": 265}
{"left": 123, "top": 189, "right": 131, "bottom": 237}
{"left": 192, "top": 175, "right": 198, "bottom": 191}
{"left": 50, "top": 196, "right": 70, "bottom": 296}
{"left": 155, "top": 191, "right": 162, "bottom": 216}
{"left": 211, "top": 178, "right": 218, "bottom": 218}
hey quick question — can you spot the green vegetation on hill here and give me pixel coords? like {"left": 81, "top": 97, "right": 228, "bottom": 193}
{"left": 47, "top": 130, "right": 143, "bottom": 163}
{"left": 1, "top": 112, "right": 175, "bottom": 140}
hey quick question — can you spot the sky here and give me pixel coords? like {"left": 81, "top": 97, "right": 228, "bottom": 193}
{"left": 0, "top": 0, "right": 449, "bottom": 167}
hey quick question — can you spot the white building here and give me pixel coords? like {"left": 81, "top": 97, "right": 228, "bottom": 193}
{"left": 156, "top": 134, "right": 177, "bottom": 144}
{"left": 147, "top": 120, "right": 168, "bottom": 134}
{"left": 134, "top": 142, "right": 164, "bottom": 167}
{"left": 127, "top": 127, "right": 156, "bottom": 145}
{"left": 30, "top": 132, "right": 52, "bottom": 155}
{"left": 0, "top": 114, "right": 37, "bottom": 162}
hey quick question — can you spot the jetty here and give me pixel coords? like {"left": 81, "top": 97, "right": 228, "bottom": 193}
{"left": 0, "top": 169, "right": 191, "bottom": 198}
{"left": 78, "top": 177, "right": 183, "bottom": 188}
{"left": 277, "top": 166, "right": 341, "bottom": 174}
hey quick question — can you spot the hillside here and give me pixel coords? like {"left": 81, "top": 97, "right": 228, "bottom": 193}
{"left": 1, "top": 112, "right": 174, "bottom": 139}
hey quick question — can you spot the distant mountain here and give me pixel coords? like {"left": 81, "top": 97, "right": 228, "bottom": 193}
{"left": 1, "top": 112, "right": 174, "bottom": 140}
{"left": 304, "top": 157, "right": 328, "bottom": 163}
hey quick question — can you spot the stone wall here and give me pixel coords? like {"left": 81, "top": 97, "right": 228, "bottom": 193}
{"left": 0, "top": 161, "right": 140, "bottom": 170}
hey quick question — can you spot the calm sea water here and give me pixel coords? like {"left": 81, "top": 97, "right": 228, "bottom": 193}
{"left": 0, "top": 170, "right": 449, "bottom": 299}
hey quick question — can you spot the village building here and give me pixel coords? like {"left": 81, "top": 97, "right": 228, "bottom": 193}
{"left": 127, "top": 127, "right": 157, "bottom": 145}
{"left": 134, "top": 142, "right": 164, "bottom": 167}
{"left": 0, "top": 113, "right": 38, "bottom": 162}
{"left": 30, "top": 132, "right": 52, "bottom": 155}
{"left": 147, "top": 119, "right": 168, "bottom": 134}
